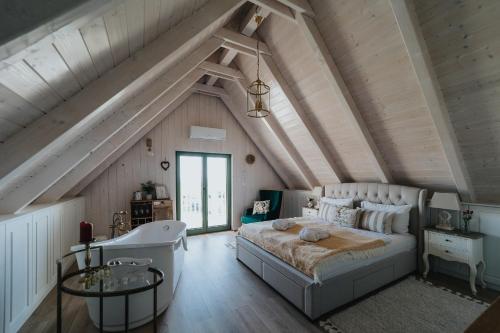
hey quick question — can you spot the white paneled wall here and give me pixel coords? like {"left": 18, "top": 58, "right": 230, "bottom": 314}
{"left": 0, "top": 197, "right": 84, "bottom": 333}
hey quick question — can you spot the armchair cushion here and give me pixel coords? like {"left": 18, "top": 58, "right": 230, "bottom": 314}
{"left": 240, "top": 190, "right": 283, "bottom": 224}
{"left": 241, "top": 213, "right": 268, "bottom": 224}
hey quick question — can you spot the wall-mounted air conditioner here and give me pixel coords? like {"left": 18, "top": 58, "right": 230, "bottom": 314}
{"left": 189, "top": 126, "right": 226, "bottom": 141}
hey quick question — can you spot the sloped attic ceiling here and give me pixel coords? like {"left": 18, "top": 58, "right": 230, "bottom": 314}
{"left": 0, "top": 0, "right": 498, "bottom": 214}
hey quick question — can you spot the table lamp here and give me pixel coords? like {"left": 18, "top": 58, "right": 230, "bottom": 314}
{"left": 429, "top": 192, "right": 461, "bottom": 231}
{"left": 312, "top": 186, "right": 323, "bottom": 209}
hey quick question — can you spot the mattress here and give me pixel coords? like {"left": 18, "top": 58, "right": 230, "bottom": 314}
{"left": 240, "top": 217, "right": 416, "bottom": 283}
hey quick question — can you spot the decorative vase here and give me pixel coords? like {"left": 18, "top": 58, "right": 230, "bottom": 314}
{"left": 146, "top": 193, "right": 153, "bottom": 200}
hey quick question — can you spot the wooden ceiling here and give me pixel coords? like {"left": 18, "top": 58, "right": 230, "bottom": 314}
{"left": 0, "top": 0, "right": 498, "bottom": 214}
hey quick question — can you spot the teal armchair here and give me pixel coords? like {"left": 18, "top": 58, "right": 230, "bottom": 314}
{"left": 241, "top": 190, "right": 283, "bottom": 224}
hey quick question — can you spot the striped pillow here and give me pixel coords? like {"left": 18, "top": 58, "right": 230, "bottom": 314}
{"left": 359, "top": 209, "right": 394, "bottom": 234}
{"left": 318, "top": 201, "right": 337, "bottom": 223}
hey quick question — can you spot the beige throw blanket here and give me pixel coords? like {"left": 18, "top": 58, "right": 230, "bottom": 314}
{"left": 238, "top": 218, "right": 386, "bottom": 281}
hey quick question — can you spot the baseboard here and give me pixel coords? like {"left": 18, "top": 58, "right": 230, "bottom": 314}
{"left": 435, "top": 265, "right": 500, "bottom": 292}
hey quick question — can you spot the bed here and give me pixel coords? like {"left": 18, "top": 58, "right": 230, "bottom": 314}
{"left": 236, "top": 183, "right": 427, "bottom": 320}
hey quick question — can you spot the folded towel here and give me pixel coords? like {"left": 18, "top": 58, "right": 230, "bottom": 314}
{"left": 272, "top": 219, "right": 296, "bottom": 231}
{"left": 299, "top": 227, "right": 330, "bottom": 242}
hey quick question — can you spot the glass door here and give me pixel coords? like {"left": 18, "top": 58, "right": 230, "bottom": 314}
{"left": 176, "top": 152, "right": 231, "bottom": 235}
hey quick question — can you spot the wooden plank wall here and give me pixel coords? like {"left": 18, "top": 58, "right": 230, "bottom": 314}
{"left": 81, "top": 93, "right": 284, "bottom": 235}
{"left": 414, "top": 0, "right": 500, "bottom": 203}
{"left": 307, "top": 0, "right": 456, "bottom": 192}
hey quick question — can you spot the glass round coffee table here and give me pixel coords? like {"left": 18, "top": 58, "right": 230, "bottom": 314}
{"left": 56, "top": 245, "right": 164, "bottom": 333}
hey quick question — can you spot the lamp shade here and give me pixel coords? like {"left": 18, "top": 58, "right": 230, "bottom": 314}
{"left": 312, "top": 186, "right": 323, "bottom": 197}
{"left": 429, "top": 192, "right": 461, "bottom": 211}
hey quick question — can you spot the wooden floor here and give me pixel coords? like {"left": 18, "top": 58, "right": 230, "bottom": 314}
{"left": 21, "top": 231, "right": 499, "bottom": 333}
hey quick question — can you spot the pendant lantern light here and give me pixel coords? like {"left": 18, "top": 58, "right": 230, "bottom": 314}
{"left": 246, "top": 10, "right": 270, "bottom": 118}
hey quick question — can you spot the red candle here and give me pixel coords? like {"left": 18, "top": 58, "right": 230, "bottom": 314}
{"left": 79, "top": 221, "right": 93, "bottom": 243}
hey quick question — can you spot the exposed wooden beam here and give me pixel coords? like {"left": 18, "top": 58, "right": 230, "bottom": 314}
{"left": 233, "top": 75, "right": 317, "bottom": 189}
{"left": 214, "top": 28, "right": 271, "bottom": 55}
{"left": 192, "top": 83, "right": 229, "bottom": 98}
{"left": 260, "top": 52, "right": 343, "bottom": 183}
{"left": 37, "top": 70, "right": 205, "bottom": 203}
{"left": 0, "top": 0, "right": 114, "bottom": 66}
{"left": 65, "top": 91, "right": 194, "bottom": 198}
{"left": 0, "top": 37, "right": 222, "bottom": 213}
{"left": 389, "top": 0, "right": 475, "bottom": 201}
{"left": 221, "top": 41, "right": 258, "bottom": 58}
{"left": 275, "top": 0, "right": 314, "bottom": 17}
{"left": 199, "top": 61, "right": 243, "bottom": 79}
{"left": 296, "top": 13, "right": 394, "bottom": 184}
{"left": 247, "top": 0, "right": 295, "bottom": 22}
{"left": 219, "top": 93, "right": 294, "bottom": 189}
{"left": 207, "top": 5, "right": 270, "bottom": 86}
{"left": 0, "top": 0, "right": 242, "bottom": 205}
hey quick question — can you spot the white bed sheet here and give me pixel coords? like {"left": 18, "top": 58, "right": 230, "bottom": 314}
{"left": 290, "top": 217, "right": 416, "bottom": 282}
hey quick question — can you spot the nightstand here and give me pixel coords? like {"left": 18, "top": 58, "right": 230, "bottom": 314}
{"left": 302, "top": 207, "right": 319, "bottom": 217}
{"left": 423, "top": 227, "right": 486, "bottom": 295}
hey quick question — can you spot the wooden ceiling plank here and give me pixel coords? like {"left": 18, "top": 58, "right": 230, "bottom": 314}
{"left": 103, "top": 3, "right": 130, "bottom": 66}
{"left": 0, "top": 37, "right": 222, "bottom": 213}
{"left": 247, "top": 0, "right": 295, "bottom": 22}
{"left": 274, "top": 0, "right": 314, "bottom": 17}
{"left": 24, "top": 44, "right": 82, "bottom": 100}
{"left": 234, "top": 75, "right": 317, "bottom": 189}
{"left": 219, "top": 92, "right": 294, "bottom": 189}
{"left": 0, "top": 0, "right": 114, "bottom": 66}
{"left": 36, "top": 70, "right": 205, "bottom": 204}
{"left": 125, "top": 0, "right": 146, "bottom": 55}
{"left": 0, "top": 0, "right": 243, "bottom": 208}
{"left": 144, "top": 0, "right": 162, "bottom": 44}
{"left": 296, "top": 12, "right": 394, "bottom": 184}
{"left": 389, "top": 0, "right": 475, "bottom": 201}
{"left": 0, "top": 84, "right": 44, "bottom": 125}
{"left": 53, "top": 30, "right": 99, "bottom": 87}
{"left": 260, "top": 52, "right": 343, "bottom": 183}
{"left": 80, "top": 17, "right": 114, "bottom": 76}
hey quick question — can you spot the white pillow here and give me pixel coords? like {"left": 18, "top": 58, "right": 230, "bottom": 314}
{"left": 361, "top": 201, "right": 412, "bottom": 234}
{"left": 320, "top": 197, "right": 354, "bottom": 209}
{"left": 318, "top": 201, "right": 337, "bottom": 223}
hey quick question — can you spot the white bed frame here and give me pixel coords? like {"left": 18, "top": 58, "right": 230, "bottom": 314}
{"left": 236, "top": 183, "right": 427, "bottom": 320}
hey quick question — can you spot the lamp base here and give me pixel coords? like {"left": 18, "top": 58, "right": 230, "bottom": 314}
{"left": 435, "top": 223, "right": 455, "bottom": 231}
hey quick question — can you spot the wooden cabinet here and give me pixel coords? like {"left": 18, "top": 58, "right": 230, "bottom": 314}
{"left": 0, "top": 197, "right": 84, "bottom": 333}
{"left": 130, "top": 199, "right": 173, "bottom": 228}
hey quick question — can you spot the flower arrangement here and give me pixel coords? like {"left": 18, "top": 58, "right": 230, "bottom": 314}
{"left": 141, "top": 181, "right": 155, "bottom": 199}
{"left": 462, "top": 209, "right": 474, "bottom": 233}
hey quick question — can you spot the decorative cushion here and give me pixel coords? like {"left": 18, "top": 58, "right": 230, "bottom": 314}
{"left": 318, "top": 201, "right": 337, "bottom": 223}
{"left": 332, "top": 206, "right": 362, "bottom": 228}
{"left": 320, "top": 197, "right": 354, "bottom": 208}
{"left": 359, "top": 209, "right": 395, "bottom": 234}
{"left": 361, "top": 201, "right": 412, "bottom": 234}
{"left": 253, "top": 200, "right": 270, "bottom": 215}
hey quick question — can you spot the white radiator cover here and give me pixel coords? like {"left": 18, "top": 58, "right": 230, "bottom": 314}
{"left": 189, "top": 126, "right": 226, "bottom": 141}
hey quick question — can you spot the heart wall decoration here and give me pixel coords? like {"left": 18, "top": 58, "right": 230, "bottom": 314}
{"left": 160, "top": 160, "right": 170, "bottom": 171}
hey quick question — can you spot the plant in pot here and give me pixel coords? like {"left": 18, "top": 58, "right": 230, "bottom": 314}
{"left": 141, "top": 181, "right": 155, "bottom": 200}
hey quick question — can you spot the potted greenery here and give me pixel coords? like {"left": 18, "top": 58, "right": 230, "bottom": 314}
{"left": 141, "top": 181, "right": 155, "bottom": 200}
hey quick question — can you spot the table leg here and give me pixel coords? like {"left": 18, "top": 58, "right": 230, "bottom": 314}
{"left": 469, "top": 263, "right": 478, "bottom": 296}
{"left": 479, "top": 261, "right": 487, "bottom": 288}
{"left": 125, "top": 294, "right": 129, "bottom": 333}
{"left": 423, "top": 252, "right": 430, "bottom": 278}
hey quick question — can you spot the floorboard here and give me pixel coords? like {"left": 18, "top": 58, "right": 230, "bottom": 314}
{"left": 20, "top": 231, "right": 498, "bottom": 332}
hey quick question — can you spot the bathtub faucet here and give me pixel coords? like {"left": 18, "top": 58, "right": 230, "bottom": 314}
{"left": 110, "top": 211, "right": 129, "bottom": 239}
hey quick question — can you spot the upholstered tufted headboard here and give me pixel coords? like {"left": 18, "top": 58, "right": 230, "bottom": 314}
{"left": 324, "top": 183, "right": 427, "bottom": 271}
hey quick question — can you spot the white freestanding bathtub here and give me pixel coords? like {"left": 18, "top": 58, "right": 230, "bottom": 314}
{"left": 70, "top": 220, "right": 187, "bottom": 331}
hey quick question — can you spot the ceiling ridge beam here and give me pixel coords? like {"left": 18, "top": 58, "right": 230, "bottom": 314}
{"left": 247, "top": 0, "right": 295, "bottom": 22}
{"left": 0, "top": 37, "right": 222, "bottom": 213}
{"left": 260, "top": 52, "right": 343, "bottom": 183}
{"left": 389, "top": 0, "right": 475, "bottom": 201}
{"left": 296, "top": 12, "right": 394, "bottom": 184}
{"left": 234, "top": 75, "right": 317, "bottom": 189}
{"left": 38, "top": 71, "right": 204, "bottom": 203}
{"left": 219, "top": 90, "right": 294, "bottom": 189}
{"left": 65, "top": 90, "right": 194, "bottom": 198}
{"left": 0, "top": 0, "right": 242, "bottom": 201}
